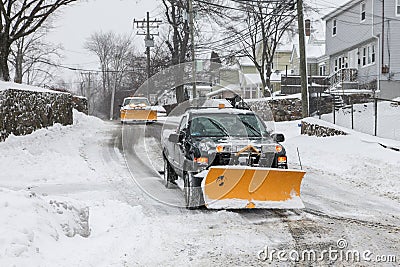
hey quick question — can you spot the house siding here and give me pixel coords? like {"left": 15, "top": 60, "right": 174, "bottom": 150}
{"left": 325, "top": 0, "right": 400, "bottom": 94}
{"left": 325, "top": 0, "right": 373, "bottom": 56}
{"left": 373, "top": 0, "right": 400, "bottom": 81}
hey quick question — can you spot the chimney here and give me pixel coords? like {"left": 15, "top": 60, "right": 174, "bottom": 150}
{"left": 305, "top": 19, "right": 311, "bottom": 37}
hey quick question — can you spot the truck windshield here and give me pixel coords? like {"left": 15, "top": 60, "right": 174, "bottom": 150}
{"left": 190, "top": 113, "right": 269, "bottom": 138}
{"left": 123, "top": 98, "right": 150, "bottom": 106}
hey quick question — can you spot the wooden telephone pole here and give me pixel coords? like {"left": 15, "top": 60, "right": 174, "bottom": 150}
{"left": 188, "top": 0, "right": 196, "bottom": 99}
{"left": 81, "top": 72, "right": 97, "bottom": 115}
{"left": 297, "top": 0, "right": 309, "bottom": 118}
{"left": 134, "top": 12, "right": 162, "bottom": 85}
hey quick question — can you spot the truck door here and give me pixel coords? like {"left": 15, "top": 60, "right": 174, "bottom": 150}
{"left": 175, "top": 115, "right": 188, "bottom": 175}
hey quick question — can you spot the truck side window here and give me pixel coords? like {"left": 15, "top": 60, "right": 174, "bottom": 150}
{"left": 178, "top": 116, "right": 188, "bottom": 133}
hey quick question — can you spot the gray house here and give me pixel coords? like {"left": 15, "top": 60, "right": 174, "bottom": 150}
{"left": 323, "top": 0, "right": 400, "bottom": 99}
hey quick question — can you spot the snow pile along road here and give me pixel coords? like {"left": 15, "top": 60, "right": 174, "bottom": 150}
{"left": 0, "top": 111, "right": 149, "bottom": 266}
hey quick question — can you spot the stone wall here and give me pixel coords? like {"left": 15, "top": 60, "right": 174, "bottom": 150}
{"left": 247, "top": 94, "right": 375, "bottom": 122}
{"left": 247, "top": 98, "right": 303, "bottom": 122}
{"left": 72, "top": 96, "right": 88, "bottom": 114}
{"left": 301, "top": 121, "right": 347, "bottom": 137}
{"left": 0, "top": 89, "right": 73, "bottom": 141}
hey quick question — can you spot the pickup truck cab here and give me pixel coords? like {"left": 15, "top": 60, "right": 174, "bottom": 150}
{"left": 162, "top": 106, "right": 288, "bottom": 207}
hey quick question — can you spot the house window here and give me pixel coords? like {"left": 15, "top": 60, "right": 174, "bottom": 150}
{"left": 319, "top": 64, "right": 326, "bottom": 76}
{"left": 371, "top": 45, "right": 375, "bottom": 63}
{"left": 397, "top": 0, "right": 400, "bottom": 16}
{"left": 332, "top": 19, "right": 337, "bottom": 36}
{"left": 362, "top": 47, "right": 367, "bottom": 66}
{"left": 361, "top": 2, "right": 366, "bottom": 21}
{"left": 367, "top": 46, "right": 372, "bottom": 64}
{"left": 361, "top": 44, "right": 376, "bottom": 67}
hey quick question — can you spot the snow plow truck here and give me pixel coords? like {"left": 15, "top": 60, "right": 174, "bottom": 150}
{"left": 162, "top": 105, "right": 306, "bottom": 209}
{"left": 120, "top": 97, "right": 157, "bottom": 123}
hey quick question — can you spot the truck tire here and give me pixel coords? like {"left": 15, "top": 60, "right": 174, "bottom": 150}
{"left": 163, "top": 156, "right": 173, "bottom": 189}
{"left": 184, "top": 172, "right": 203, "bottom": 209}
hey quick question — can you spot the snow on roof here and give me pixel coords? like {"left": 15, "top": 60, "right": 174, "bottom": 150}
{"left": 276, "top": 43, "right": 293, "bottom": 52}
{"left": 0, "top": 81, "right": 60, "bottom": 93}
{"left": 201, "top": 99, "right": 233, "bottom": 108}
{"left": 321, "top": 0, "right": 361, "bottom": 21}
{"left": 238, "top": 57, "right": 255, "bottom": 66}
{"left": 243, "top": 73, "right": 262, "bottom": 85}
{"left": 206, "top": 85, "right": 241, "bottom": 98}
{"left": 292, "top": 42, "right": 326, "bottom": 59}
{"left": 270, "top": 72, "right": 282, "bottom": 82}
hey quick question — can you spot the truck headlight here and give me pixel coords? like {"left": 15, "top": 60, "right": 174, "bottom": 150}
{"left": 277, "top": 156, "right": 287, "bottom": 163}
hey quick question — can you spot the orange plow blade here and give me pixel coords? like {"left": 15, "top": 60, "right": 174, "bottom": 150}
{"left": 121, "top": 109, "right": 157, "bottom": 121}
{"left": 202, "top": 167, "right": 306, "bottom": 209}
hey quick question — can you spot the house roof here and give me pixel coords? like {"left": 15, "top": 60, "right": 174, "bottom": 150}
{"left": 238, "top": 57, "right": 255, "bottom": 67}
{"left": 242, "top": 73, "right": 262, "bottom": 85}
{"left": 322, "top": 0, "right": 363, "bottom": 21}
{"left": 292, "top": 42, "right": 326, "bottom": 60}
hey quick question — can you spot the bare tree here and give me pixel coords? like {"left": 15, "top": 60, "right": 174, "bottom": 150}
{"left": 224, "top": 1, "right": 297, "bottom": 96}
{"left": 109, "top": 34, "right": 132, "bottom": 120}
{"left": 10, "top": 30, "right": 62, "bottom": 85}
{"left": 84, "top": 31, "right": 135, "bottom": 119}
{"left": 161, "top": 0, "right": 191, "bottom": 103}
{"left": 84, "top": 31, "right": 115, "bottom": 94}
{"left": 0, "top": 0, "right": 78, "bottom": 81}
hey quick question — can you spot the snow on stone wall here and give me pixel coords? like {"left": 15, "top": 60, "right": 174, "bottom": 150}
{"left": 247, "top": 98, "right": 303, "bottom": 122}
{"left": 301, "top": 121, "right": 348, "bottom": 137}
{"left": 0, "top": 89, "right": 73, "bottom": 141}
{"left": 71, "top": 96, "right": 88, "bottom": 114}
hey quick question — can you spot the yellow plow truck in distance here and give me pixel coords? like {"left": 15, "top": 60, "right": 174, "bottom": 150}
{"left": 162, "top": 106, "right": 306, "bottom": 210}
{"left": 120, "top": 97, "right": 157, "bottom": 124}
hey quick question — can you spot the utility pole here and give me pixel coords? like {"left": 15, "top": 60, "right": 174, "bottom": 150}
{"left": 134, "top": 12, "right": 161, "bottom": 98}
{"left": 189, "top": 0, "right": 196, "bottom": 99}
{"left": 381, "top": 0, "right": 385, "bottom": 73}
{"left": 297, "top": 0, "right": 309, "bottom": 118}
{"left": 81, "top": 72, "right": 96, "bottom": 115}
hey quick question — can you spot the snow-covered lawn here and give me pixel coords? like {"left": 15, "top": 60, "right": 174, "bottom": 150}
{"left": 321, "top": 100, "right": 400, "bottom": 141}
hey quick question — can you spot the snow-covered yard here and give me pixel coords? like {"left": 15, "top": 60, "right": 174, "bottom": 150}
{"left": 321, "top": 100, "right": 400, "bottom": 141}
{"left": 0, "top": 110, "right": 399, "bottom": 266}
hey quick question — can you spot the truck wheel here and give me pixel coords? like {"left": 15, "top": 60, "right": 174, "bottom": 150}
{"left": 163, "top": 157, "right": 173, "bottom": 189}
{"left": 184, "top": 172, "right": 203, "bottom": 209}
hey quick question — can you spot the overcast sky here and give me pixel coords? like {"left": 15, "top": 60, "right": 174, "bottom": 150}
{"left": 46, "top": 0, "right": 347, "bottom": 83}
{"left": 46, "top": 0, "right": 159, "bottom": 81}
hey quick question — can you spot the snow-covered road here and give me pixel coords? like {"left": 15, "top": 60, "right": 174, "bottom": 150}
{"left": 0, "top": 111, "right": 399, "bottom": 266}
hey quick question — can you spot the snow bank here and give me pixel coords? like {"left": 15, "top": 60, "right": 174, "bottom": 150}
{"left": 0, "top": 110, "right": 106, "bottom": 188}
{"left": 0, "top": 188, "right": 90, "bottom": 265}
{"left": 0, "top": 111, "right": 155, "bottom": 266}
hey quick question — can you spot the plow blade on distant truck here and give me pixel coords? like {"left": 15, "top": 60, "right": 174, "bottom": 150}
{"left": 201, "top": 167, "right": 306, "bottom": 209}
{"left": 120, "top": 109, "right": 157, "bottom": 122}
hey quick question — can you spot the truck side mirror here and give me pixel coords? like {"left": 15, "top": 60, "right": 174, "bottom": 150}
{"left": 168, "top": 133, "right": 180, "bottom": 143}
{"left": 272, "top": 133, "right": 285, "bottom": 143}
